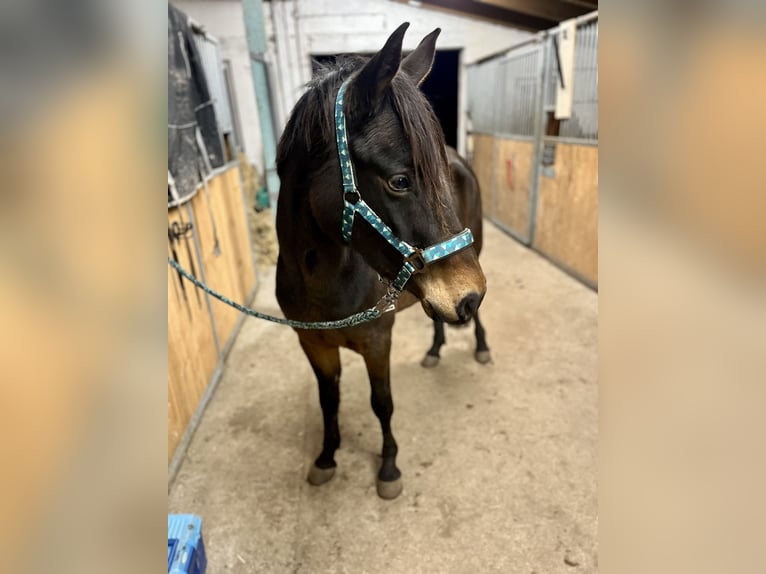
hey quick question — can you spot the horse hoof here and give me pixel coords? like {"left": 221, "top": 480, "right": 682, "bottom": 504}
{"left": 421, "top": 354, "right": 440, "bottom": 368}
{"left": 475, "top": 350, "right": 492, "bottom": 364}
{"left": 376, "top": 477, "right": 403, "bottom": 500}
{"left": 307, "top": 465, "right": 336, "bottom": 486}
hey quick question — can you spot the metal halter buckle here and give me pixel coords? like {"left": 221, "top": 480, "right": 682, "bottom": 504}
{"left": 343, "top": 185, "right": 360, "bottom": 205}
{"left": 404, "top": 249, "right": 427, "bottom": 273}
{"left": 374, "top": 284, "right": 401, "bottom": 314}
{"left": 344, "top": 191, "right": 360, "bottom": 204}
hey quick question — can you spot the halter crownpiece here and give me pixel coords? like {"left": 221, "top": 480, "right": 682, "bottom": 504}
{"left": 334, "top": 78, "right": 474, "bottom": 292}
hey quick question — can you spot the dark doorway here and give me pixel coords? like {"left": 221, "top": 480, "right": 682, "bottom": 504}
{"left": 311, "top": 49, "right": 460, "bottom": 148}
{"left": 419, "top": 49, "right": 459, "bottom": 148}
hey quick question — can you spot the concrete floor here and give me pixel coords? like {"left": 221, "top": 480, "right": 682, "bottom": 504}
{"left": 169, "top": 222, "right": 598, "bottom": 573}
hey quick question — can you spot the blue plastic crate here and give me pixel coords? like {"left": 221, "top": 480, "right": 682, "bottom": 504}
{"left": 168, "top": 514, "right": 207, "bottom": 574}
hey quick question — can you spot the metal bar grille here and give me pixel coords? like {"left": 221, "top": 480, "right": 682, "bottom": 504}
{"left": 469, "top": 46, "right": 541, "bottom": 138}
{"left": 469, "top": 18, "right": 598, "bottom": 142}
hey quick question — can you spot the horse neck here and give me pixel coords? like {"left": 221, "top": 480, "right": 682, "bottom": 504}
{"left": 276, "top": 160, "right": 366, "bottom": 282}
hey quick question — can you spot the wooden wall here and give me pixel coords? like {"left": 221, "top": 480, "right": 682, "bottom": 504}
{"left": 493, "top": 139, "right": 535, "bottom": 240}
{"left": 471, "top": 135, "right": 535, "bottom": 240}
{"left": 533, "top": 143, "right": 598, "bottom": 285}
{"left": 470, "top": 135, "right": 598, "bottom": 287}
{"left": 168, "top": 164, "right": 256, "bottom": 462}
{"left": 471, "top": 134, "right": 495, "bottom": 218}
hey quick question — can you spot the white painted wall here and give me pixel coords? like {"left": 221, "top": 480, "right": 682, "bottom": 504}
{"left": 175, "top": 0, "right": 265, "bottom": 174}
{"left": 175, "top": 0, "right": 532, "bottom": 167}
{"left": 264, "top": 0, "right": 534, "bottom": 154}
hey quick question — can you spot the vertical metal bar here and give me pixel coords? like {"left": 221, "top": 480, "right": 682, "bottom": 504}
{"left": 475, "top": 64, "right": 480, "bottom": 131}
{"left": 513, "top": 56, "right": 526, "bottom": 133}
{"left": 591, "top": 22, "right": 596, "bottom": 137}
{"left": 530, "top": 53, "right": 535, "bottom": 134}
{"left": 491, "top": 60, "right": 502, "bottom": 219}
{"left": 513, "top": 56, "right": 525, "bottom": 133}
{"left": 528, "top": 53, "right": 534, "bottom": 134}
{"left": 527, "top": 37, "right": 550, "bottom": 246}
{"left": 524, "top": 52, "right": 537, "bottom": 135}
{"left": 507, "top": 58, "right": 513, "bottom": 134}
{"left": 513, "top": 56, "right": 527, "bottom": 134}
{"left": 487, "top": 62, "right": 493, "bottom": 132}
{"left": 510, "top": 57, "right": 516, "bottom": 134}
{"left": 513, "top": 56, "right": 524, "bottom": 133}
{"left": 584, "top": 22, "right": 595, "bottom": 132}
{"left": 583, "top": 22, "right": 590, "bottom": 139}
{"left": 496, "top": 60, "right": 506, "bottom": 135}
{"left": 590, "top": 23, "right": 595, "bottom": 130}
{"left": 594, "top": 21, "right": 599, "bottom": 140}
{"left": 498, "top": 60, "right": 504, "bottom": 134}
{"left": 510, "top": 58, "right": 516, "bottom": 134}
{"left": 504, "top": 59, "right": 510, "bottom": 134}
{"left": 476, "top": 64, "right": 482, "bottom": 131}
{"left": 518, "top": 56, "right": 523, "bottom": 134}
{"left": 490, "top": 130, "right": 499, "bottom": 221}
{"left": 242, "top": 0, "right": 281, "bottom": 217}
{"left": 586, "top": 22, "right": 592, "bottom": 138}
{"left": 520, "top": 55, "right": 525, "bottom": 134}
{"left": 223, "top": 61, "right": 243, "bottom": 151}
{"left": 263, "top": 4, "right": 286, "bottom": 130}
{"left": 519, "top": 55, "right": 525, "bottom": 135}
{"left": 473, "top": 64, "right": 481, "bottom": 132}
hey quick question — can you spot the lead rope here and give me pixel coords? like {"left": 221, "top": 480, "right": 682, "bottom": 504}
{"left": 167, "top": 257, "right": 399, "bottom": 329}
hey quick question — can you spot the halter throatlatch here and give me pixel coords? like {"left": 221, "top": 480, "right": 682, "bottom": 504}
{"left": 334, "top": 79, "right": 474, "bottom": 292}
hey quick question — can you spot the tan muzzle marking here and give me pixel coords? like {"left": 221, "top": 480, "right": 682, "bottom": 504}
{"left": 418, "top": 259, "right": 486, "bottom": 322}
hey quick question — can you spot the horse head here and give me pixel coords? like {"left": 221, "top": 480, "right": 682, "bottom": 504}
{"left": 288, "top": 23, "right": 486, "bottom": 324}
{"left": 343, "top": 24, "right": 488, "bottom": 323}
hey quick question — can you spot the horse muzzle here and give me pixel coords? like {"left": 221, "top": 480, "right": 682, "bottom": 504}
{"left": 416, "top": 255, "right": 487, "bottom": 324}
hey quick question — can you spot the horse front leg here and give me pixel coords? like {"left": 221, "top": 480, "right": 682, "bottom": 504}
{"left": 473, "top": 310, "right": 492, "bottom": 364}
{"left": 299, "top": 338, "right": 341, "bottom": 486}
{"left": 362, "top": 338, "right": 402, "bottom": 499}
{"left": 421, "top": 319, "right": 446, "bottom": 368}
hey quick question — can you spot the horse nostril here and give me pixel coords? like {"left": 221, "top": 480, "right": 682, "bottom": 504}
{"left": 456, "top": 293, "right": 482, "bottom": 323}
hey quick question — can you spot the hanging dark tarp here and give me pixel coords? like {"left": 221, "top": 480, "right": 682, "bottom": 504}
{"left": 168, "top": 3, "right": 224, "bottom": 206}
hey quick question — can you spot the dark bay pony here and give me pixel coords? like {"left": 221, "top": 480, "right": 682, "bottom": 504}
{"left": 275, "top": 23, "right": 487, "bottom": 499}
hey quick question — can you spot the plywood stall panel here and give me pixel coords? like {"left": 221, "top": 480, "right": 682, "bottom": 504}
{"left": 168, "top": 209, "right": 220, "bottom": 461}
{"left": 533, "top": 144, "right": 598, "bottom": 285}
{"left": 493, "top": 138, "right": 534, "bottom": 239}
{"left": 192, "top": 166, "right": 257, "bottom": 348}
{"left": 220, "top": 167, "right": 257, "bottom": 301}
{"left": 168, "top": 164, "right": 257, "bottom": 461}
{"left": 470, "top": 134, "right": 496, "bottom": 220}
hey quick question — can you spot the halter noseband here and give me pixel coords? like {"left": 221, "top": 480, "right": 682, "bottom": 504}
{"left": 334, "top": 79, "right": 474, "bottom": 292}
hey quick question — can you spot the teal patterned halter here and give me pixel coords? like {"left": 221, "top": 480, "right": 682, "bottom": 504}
{"left": 334, "top": 79, "right": 474, "bottom": 292}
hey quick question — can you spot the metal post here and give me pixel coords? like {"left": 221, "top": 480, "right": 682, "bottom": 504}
{"left": 242, "top": 0, "right": 280, "bottom": 216}
{"left": 489, "top": 60, "right": 503, "bottom": 224}
{"left": 527, "top": 36, "right": 550, "bottom": 246}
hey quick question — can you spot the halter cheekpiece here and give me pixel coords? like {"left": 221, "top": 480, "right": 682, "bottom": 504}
{"left": 334, "top": 78, "right": 474, "bottom": 292}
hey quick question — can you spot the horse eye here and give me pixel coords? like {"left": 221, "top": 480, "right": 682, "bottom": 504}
{"left": 387, "top": 175, "right": 411, "bottom": 192}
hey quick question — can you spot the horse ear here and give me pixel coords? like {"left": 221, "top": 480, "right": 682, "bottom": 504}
{"left": 401, "top": 28, "right": 441, "bottom": 86}
{"left": 351, "top": 22, "right": 409, "bottom": 113}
